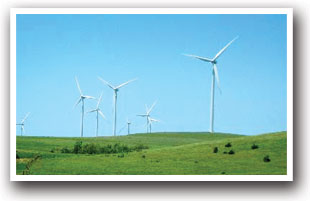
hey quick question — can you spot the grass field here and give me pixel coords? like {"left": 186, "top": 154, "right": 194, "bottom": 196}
{"left": 16, "top": 131, "right": 287, "bottom": 175}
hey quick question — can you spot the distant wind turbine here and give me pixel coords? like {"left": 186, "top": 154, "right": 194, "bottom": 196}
{"left": 98, "top": 77, "right": 137, "bottom": 136}
{"left": 87, "top": 92, "right": 106, "bottom": 137}
{"left": 16, "top": 112, "right": 30, "bottom": 136}
{"left": 148, "top": 117, "right": 160, "bottom": 133}
{"left": 184, "top": 36, "right": 238, "bottom": 133}
{"left": 127, "top": 118, "right": 131, "bottom": 135}
{"left": 137, "top": 101, "right": 157, "bottom": 133}
{"left": 74, "top": 77, "right": 95, "bottom": 137}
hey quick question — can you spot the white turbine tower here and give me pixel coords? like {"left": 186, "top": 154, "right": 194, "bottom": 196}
{"left": 127, "top": 118, "right": 131, "bottom": 135}
{"left": 98, "top": 77, "right": 137, "bottom": 136}
{"left": 74, "top": 77, "right": 95, "bottom": 137}
{"left": 148, "top": 117, "right": 160, "bottom": 133}
{"left": 87, "top": 92, "right": 106, "bottom": 137}
{"left": 16, "top": 112, "right": 30, "bottom": 136}
{"left": 184, "top": 36, "right": 238, "bottom": 133}
{"left": 137, "top": 101, "right": 157, "bottom": 133}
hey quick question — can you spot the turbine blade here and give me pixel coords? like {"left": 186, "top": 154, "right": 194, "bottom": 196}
{"left": 87, "top": 109, "right": 97, "bottom": 113}
{"left": 150, "top": 118, "right": 160, "bottom": 122}
{"left": 148, "top": 116, "right": 152, "bottom": 125}
{"left": 213, "top": 64, "right": 222, "bottom": 94}
{"left": 84, "top": 95, "right": 95, "bottom": 99}
{"left": 116, "top": 78, "right": 137, "bottom": 89}
{"left": 75, "top": 76, "right": 83, "bottom": 95}
{"left": 183, "top": 54, "right": 213, "bottom": 62}
{"left": 21, "top": 112, "right": 30, "bottom": 123}
{"left": 147, "top": 100, "right": 157, "bottom": 114}
{"left": 137, "top": 114, "right": 147, "bottom": 117}
{"left": 145, "top": 104, "right": 149, "bottom": 113}
{"left": 96, "top": 92, "right": 103, "bottom": 108}
{"left": 213, "top": 36, "right": 238, "bottom": 61}
{"left": 74, "top": 97, "right": 82, "bottom": 108}
{"left": 118, "top": 124, "right": 127, "bottom": 134}
{"left": 98, "top": 110, "right": 106, "bottom": 119}
{"left": 98, "top": 77, "right": 115, "bottom": 90}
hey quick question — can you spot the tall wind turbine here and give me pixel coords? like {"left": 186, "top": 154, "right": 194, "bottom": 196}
{"left": 16, "top": 112, "right": 30, "bottom": 136}
{"left": 98, "top": 77, "right": 137, "bottom": 136}
{"left": 74, "top": 77, "right": 95, "bottom": 137}
{"left": 184, "top": 36, "right": 238, "bottom": 133}
{"left": 148, "top": 117, "right": 160, "bottom": 133}
{"left": 137, "top": 101, "right": 157, "bottom": 133}
{"left": 87, "top": 92, "right": 106, "bottom": 137}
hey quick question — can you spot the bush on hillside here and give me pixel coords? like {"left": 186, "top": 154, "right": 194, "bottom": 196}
{"left": 228, "top": 150, "right": 235, "bottom": 155}
{"left": 133, "top": 144, "right": 149, "bottom": 152}
{"left": 60, "top": 141, "right": 149, "bottom": 155}
{"left": 263, "top": 155, "right": 271, "bottom": 162}
{"left": 225, "top": 142, "right": 232, "bottom": 147}
{"left": 251, "top": 144, "right": 259, "bottom": 149}
{"left": 82, "top": 143, "right": 98, "bottom": 154}
{"left": 60, "top": 147, "right": 71, "bottom": 153}
{"left": 73, "top": 141, "right": 83, "bottom": 154}
{"left": 213, "top": 147, "right": 218, "bottom": 153}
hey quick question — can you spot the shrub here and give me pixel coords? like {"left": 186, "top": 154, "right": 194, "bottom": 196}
{"left": 16, "top": 153, "right": 20, "bottom": 159}
{"left": 251, "top": 144, "right": 259, "bottom": 149}
{"left": 213, "top": 147, "right": 218, "bottom": 153}
{"left": 194, "top": 160, "right": 199, "bottom": 163}
{"left": 60, "top": 147, "right": 71, "bottom": 153}
{"left": 263, "top": 155, "right": 271, "bottom": 162}
{"left": 221, "top": 172, "right": 226, "bottom": 174}
{"left": 228, "top": 150, "right": 235, "bottom": 155}
{"left": 60, "top": 142, "right": 149, "bottom": 155}
{"left": 225, "top": 143, "right": 232, "bottom": 147}
{"left": 142, "top": 154, "right": 146, "bottom": 159}
{"left": 223, "top": 151, "right": 227, "bottom": 154}
{"left": 73, "top": 141, "right": 83, "bottom": 154}
{"left": 100, "top": 144, "right": 113, "bottom": 154}
{"left": 82, "top": 143, "right": 98, "bottom": 154}
{"left": 133, "top": 144, "right": 149, "bottom": 152}
{"left": 50, "top": 148, "right": 55, "bottom": 153}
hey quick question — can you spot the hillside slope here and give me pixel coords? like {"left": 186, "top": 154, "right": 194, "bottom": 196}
{"left": 16, "top": 132, "right": 287, "bottom": 175}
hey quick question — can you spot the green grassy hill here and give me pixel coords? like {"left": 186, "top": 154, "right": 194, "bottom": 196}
{"left": 16, "top": 132, "right": 287, "bottom": 175}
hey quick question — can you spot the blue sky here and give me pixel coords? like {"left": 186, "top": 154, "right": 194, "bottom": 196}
{"left": 16, "top": 14, "right": 287, "bottom": 137}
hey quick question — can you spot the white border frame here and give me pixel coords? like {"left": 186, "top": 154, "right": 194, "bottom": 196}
{"left": 10, "top": 8, "right": 293, "bottom": 181}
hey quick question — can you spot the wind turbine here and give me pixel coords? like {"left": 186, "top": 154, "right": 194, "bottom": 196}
{"left": 16, "top": 112, "right": 30, "bottom": 136}
{"left": 184, "top": 36, "right": 238, "bottom": 133}
{"left": 127, "top": 118, "right": 131, "bottom": 135}
{"left": 137, "top": 101, "right": 157, "bottom": 133}
{"left": 74, "top": 76, "right": 95, "bottom": 137}
{"left": 148, "top": 117, "right": 160, "bottom": 133}
{"left": 87, "top": 92, "right": 106, "bottom": 137}
{"left": 98, "top": 77, "right": 137, "bottom": 136}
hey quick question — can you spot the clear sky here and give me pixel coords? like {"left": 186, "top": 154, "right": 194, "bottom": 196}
{"left": 16, "top": 14, "right": 287, "bottom": 137}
